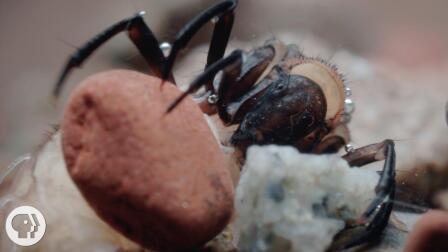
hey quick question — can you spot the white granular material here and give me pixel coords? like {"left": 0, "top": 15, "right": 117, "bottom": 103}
{"left": 235, "top": 145, "right": 379, "bottom": 252}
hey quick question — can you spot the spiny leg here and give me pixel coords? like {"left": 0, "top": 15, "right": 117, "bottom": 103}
{"left": 161, "top": 0, "right": 238, "bottom": 90}
{"left": 329, "top": 140, "right": 396, "bottom": 250}
{"left": 53, "top": 12, "right": 166, "bottom": 97}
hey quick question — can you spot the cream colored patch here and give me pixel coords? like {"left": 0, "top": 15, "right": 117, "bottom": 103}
{"left": 291, "top": 62, "right": 345, "bottom": 124}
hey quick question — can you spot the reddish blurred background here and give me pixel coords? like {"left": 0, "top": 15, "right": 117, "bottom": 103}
{"left": 1, "top": 0, "right": 447, "bottom": 168}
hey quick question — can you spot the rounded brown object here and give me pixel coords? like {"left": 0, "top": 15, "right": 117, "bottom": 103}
{"left": 404, "top": 210, "right": 448, "bottom": 252}
{"left": 62, "top": 70, "right": 234, "bottom": 251}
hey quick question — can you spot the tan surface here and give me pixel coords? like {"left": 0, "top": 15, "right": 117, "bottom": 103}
{"left": 62, "top": 70, "right": 234, "bottom": 251}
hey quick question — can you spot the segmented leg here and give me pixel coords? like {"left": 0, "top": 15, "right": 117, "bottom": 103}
{"left": 161, "top": 0, "right": 238, "bottom": 90}
{"left": 166, "top": 44, "right": 276, "bottom": 123}
{"left": 342, "top": 140, "right": 391, "bottom": 167}
{"left": 313, "top": 135, "right": 346, "bottom": 154}
{"left": 296, "top": 124, "right": 350, "bottom": 154}
{"left": 166, "top": 50, "right": 243, "bottom": 113}
{"left": 329, "top": 140, "right": 396, "bottom": 250}
{"left": 53, "top": 12, "right": 166, "bottom": 97}
{"left": 216, "top": 45, "right": 275, "bottom": 119}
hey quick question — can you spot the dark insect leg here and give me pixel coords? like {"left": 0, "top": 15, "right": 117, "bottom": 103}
{"left": 161, "top": 0, "right": 238, "bottom": 89}
{"left": 53, "top": 12, "right": 166, "bottom": 97}
{"left": 167, "top": 45, "right": 277, "bottom": 122}
{"left": 313, "top": 135, "right": 346, "bottom": 154}
{"left": 329, "top": 140, "right": 396, "bottom": 250}
{"left": 312, "top": 124, "right": 350, "bottom": 154}
{"left": 166, "top": 50, "right": 243, "bottom": 113}
{"left": 217, "top": 46, "right": 275, "bottom": 109}
{"left": 294, "top": 124, "right": 347, "bottom": 154}
{"left": 342, "top": 140, "right": 391, "bottom": 167}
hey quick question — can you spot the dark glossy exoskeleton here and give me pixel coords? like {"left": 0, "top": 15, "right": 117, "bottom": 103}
{"left": 54, "top": 0, "right": 396, "bottom": 250}
{"left": 169, "top": 40, "right": 351, "bottom": 158}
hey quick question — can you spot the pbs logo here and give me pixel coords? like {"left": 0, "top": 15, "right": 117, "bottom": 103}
{"left": 5, "top": 206, "right": 46, "bottom": 246}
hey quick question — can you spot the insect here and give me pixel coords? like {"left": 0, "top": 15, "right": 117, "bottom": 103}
{"left": 53, "top": 0, "right": 396, "bottom": 250}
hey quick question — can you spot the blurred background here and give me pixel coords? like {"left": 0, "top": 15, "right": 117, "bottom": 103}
{"left": 1, "top": 0, "right": 448, "bottom": 169}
